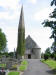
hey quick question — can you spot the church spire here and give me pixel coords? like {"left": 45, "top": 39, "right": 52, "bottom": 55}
{"left": 19, "top": 5, "right": 25, "bottom": 29}
{"left": 17, "top": 5, "right": 25, "bottom": 59}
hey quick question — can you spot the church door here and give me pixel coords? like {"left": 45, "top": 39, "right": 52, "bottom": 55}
{"left": 28, "top": 54, "right": 31, "bottom": 59}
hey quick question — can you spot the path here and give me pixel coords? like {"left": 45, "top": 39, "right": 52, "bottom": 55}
{"left": 23, "top": 59, "right": 54, "bottom": 75}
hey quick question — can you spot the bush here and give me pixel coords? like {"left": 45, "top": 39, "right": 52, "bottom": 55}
{"left": 44, "top": 53, "right": 50, "bottom": 60}
{"left": 0, "top": 64, "right": 6, "bottom": 68}
{"left": 21, "top": 60, "right": 28, "bottom": 65}
{"left": 19, "top": 60, "right": 28, "bottom": 71}
{"left": 8, "top": 71, "right": 20, "bottom": 75}
{"left": 19, "top": 65, "right": 27, "bottom": 71}
{"left": 11, "top": 64, "right": 17, "bottom": 70}
{"left": 50, "top": 53, "right": 54, "bottom": 58}
{"left": 54, "top": 54, "right": 56, "bottom": 60}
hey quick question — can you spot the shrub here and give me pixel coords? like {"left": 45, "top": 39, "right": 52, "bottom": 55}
{"left": 50, "top": 53, "right": 54, "bottom": 58}
{"left": 19, "top": 60, "right": 28, "bottom": 71}
{"left": 21, "top": 60, "right": 28, "bottom": 65}
{"left": 12, "top": 64, "right": 17, "bottom": 68}
{"left": 54, "top": 54, "right": 56, "bottom": 60}
{"left": 19, "top": 65, "right": 27, "bottom": 71}
{"left": 8, "top": 71, "right": 20, "bottom": 75}
{"left": 44, "top": 53, "right": 50, "bottom": 60}
{"left": 10, "top": 64, "right": 17, "bottom": 70}
{"left": 0, "top": 64, "right": 6, "bottom": 68}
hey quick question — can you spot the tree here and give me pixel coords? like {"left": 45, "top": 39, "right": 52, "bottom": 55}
{"left": 51, "top": 0, "right": 56, "bottom": 6}
{"left": 44, "top": 54, "right": 50, "bottom": 60}
{"left": 42, "top": 0, "right": 56, "bottom": 52}
{"left": 44, "top": 48, "right": 51, "bottom": 60}
{"left": 45, "top": 47, "right": 51, "bottom": 55}
{"left": 0, "top": 28, "right": 7, "bottom": 52}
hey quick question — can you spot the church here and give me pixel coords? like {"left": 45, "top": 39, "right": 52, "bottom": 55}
{"left": 25, "top": 35, "right": 41, "bottom": 59}
{"left": 17, "top": 6, "right": 41, "bottom": 59}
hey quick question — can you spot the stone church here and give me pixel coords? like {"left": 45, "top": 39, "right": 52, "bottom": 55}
{"left": 17, "top": 6, "right": 41, "bottom": 59}
{"left": 25, "top": 35, "right": 41, "bottom": 59}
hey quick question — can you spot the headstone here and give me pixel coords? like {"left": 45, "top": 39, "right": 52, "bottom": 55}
{"left": 6, "top": 61, "right": 12, "bottom": 69}
{"left": 14, "top": 48, "right": 16, "bottom": 58}
{"left": 2, "top": 55, "right": 6, "bottom": 63}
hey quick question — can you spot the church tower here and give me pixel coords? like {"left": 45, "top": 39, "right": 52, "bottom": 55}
{"left": 16, "top": 6, "right": 25, "bottom": 59}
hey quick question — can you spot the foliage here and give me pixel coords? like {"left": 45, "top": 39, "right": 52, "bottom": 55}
{"left": 0, "top": 29, "right": 7, "bottom": 52}
{"left": 44, "top": 48, "right": 51, "bottom": 60}
{"left": 17, "top": 29, "right": 25, "bottom": 57}
{"left": 45, "top": 47, "right": 51, "bottom": 54}
{"left": 42, "top": 1, "right": 56, "bottom": 52}
{"left": 44, "top": 53, "right": 50, "bottom": 60}
{"left": 8, "top": 72, "right": 20, "bottom": 75}
{"left": 12, "top": 64, "right": 17, "bottom": 68}
{"left": 21, "top": 60, "right": 28, "bottom": 65}
{"left": 41, "top": 59, "right": 56, "bottom": 69}
{"left": 51, "top": 0, "right": 56, "bottom": 6}
{"left": 19, "top": 65, "right": 27, "bottom": 71}
{"left": 8, "top": 52, "right": 14, "bottom": 58}
{"left": 19, "top": 60, "right": 28, "bottom": 71}
{"left": 50, "top": 53, "right": 54, "bottom": 58}
{"left": 0, "top": 52, "right": 9, "bottom": 58}
{"left": 0, "top": 64, "right": 6, "bottom": 68}
{"left": 54, "top": 54, "right": 56, "bottom": 60}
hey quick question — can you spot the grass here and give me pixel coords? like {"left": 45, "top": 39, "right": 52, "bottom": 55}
{"left": 41, "top": 59, "right": 56, "bottom": 69}
{"left": 19, "top": 60, "right": 28, "bottom": 71}
{"left": 21, "top": 60, "right": 28, "bottom": 65}
{"left": 19, "top": 65, "right": 27, "bottom": 71}
{"left": 0, "top": 64, "right": 6, "bottom": 67}
{"left": 12, "top": 64, "right": 17, "bottom": 68}
{"left": 8, "top": 71, "right": 20, "bottom": 75}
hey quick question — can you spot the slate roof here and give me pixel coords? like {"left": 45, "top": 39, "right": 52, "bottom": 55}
{"left": 25, "top": 35, "right": 41, "bottom": 50}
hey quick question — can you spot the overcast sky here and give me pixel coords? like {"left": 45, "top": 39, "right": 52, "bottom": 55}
{"left": 0, "top": 0, "right": 54, "bottom": 52}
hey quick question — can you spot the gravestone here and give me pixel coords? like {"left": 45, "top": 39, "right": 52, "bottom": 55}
{"left": 6, "top": 61, "right": 12, "bottom": 69}
{"left": 2, "top": 55, "right": 6, "bottom": 63}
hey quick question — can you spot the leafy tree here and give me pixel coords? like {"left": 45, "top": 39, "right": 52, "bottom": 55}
{"left": 44, "top": 53, "right": 50, "bottom": 60}
{"left": 51, "top": 0, "right": 56, "bottom": 6}
{"left": 8, "top": 52, "right": 14, "bottom": 58}
{"left": 42, "top": 0, "right": 56, "bottom": 52}
{"left": 44, "top": 47, "right": 51, "bottom": 60}
{"left": 0, "top": 28, "right": 7, "bottom": 52}
{"left": 45, "top": 47, "right": 51, "bottom": 54}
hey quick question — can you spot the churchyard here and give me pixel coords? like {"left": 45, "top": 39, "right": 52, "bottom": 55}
{"left": 0, "top": 56, "right": 28, "bottom": 75}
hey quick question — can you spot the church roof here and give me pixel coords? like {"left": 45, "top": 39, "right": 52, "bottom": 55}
{"left": 25, "top": 49, "right": 31, "bottom": 54}
{"left": 26, "top": 35, "right": 41, "bottom": 50}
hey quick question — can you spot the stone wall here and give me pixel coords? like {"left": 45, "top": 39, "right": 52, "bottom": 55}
{"left": 34, "top": 48, "right": 41, "bottom": 59}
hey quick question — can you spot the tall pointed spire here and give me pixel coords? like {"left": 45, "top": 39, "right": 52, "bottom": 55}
{"left": 16, "top": 6, "right": 25, "bottom": 59}
{"left": 19, "top": 5, "right": 25, "bottom": 29}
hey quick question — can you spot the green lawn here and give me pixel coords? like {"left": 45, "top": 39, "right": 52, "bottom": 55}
{"left": 41, "top": 59, "right": 56, "bottom": 69}
{"left": 19, "top": 60, "right": 28, "bottom": 71}
{"left": 8, "top": 71, "right": 20, "bottom": 75}
{"left": 21, "top": 60, "right": 28, "bottom": 65}
{"left": 19, "top": 65, "right": 27, "bottom": 71}
{"left": 0, "top": 64, "right": 6, "bottom": 67}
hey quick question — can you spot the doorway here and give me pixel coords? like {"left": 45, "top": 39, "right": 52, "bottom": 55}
{"left": 28, "top": 54, "right": 31, "bottom": 59}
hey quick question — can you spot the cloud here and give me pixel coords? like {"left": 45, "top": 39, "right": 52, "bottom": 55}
{"left": 0, "top": 0, "right": 21, "bottom": 20}
{"left": 28, "top": 27, "right": 53, "bottom": 52}
{"left": 28, "top": 0, "right": 37, "bottom": 4}
{"left": 33, "top": 7, "right": 54, "bottom": 21}
{"left": 0, "top": 0, "right": 20, "bottom": 10}
{"left": 0, "top": 11, "right": 20, "bottom": 20}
